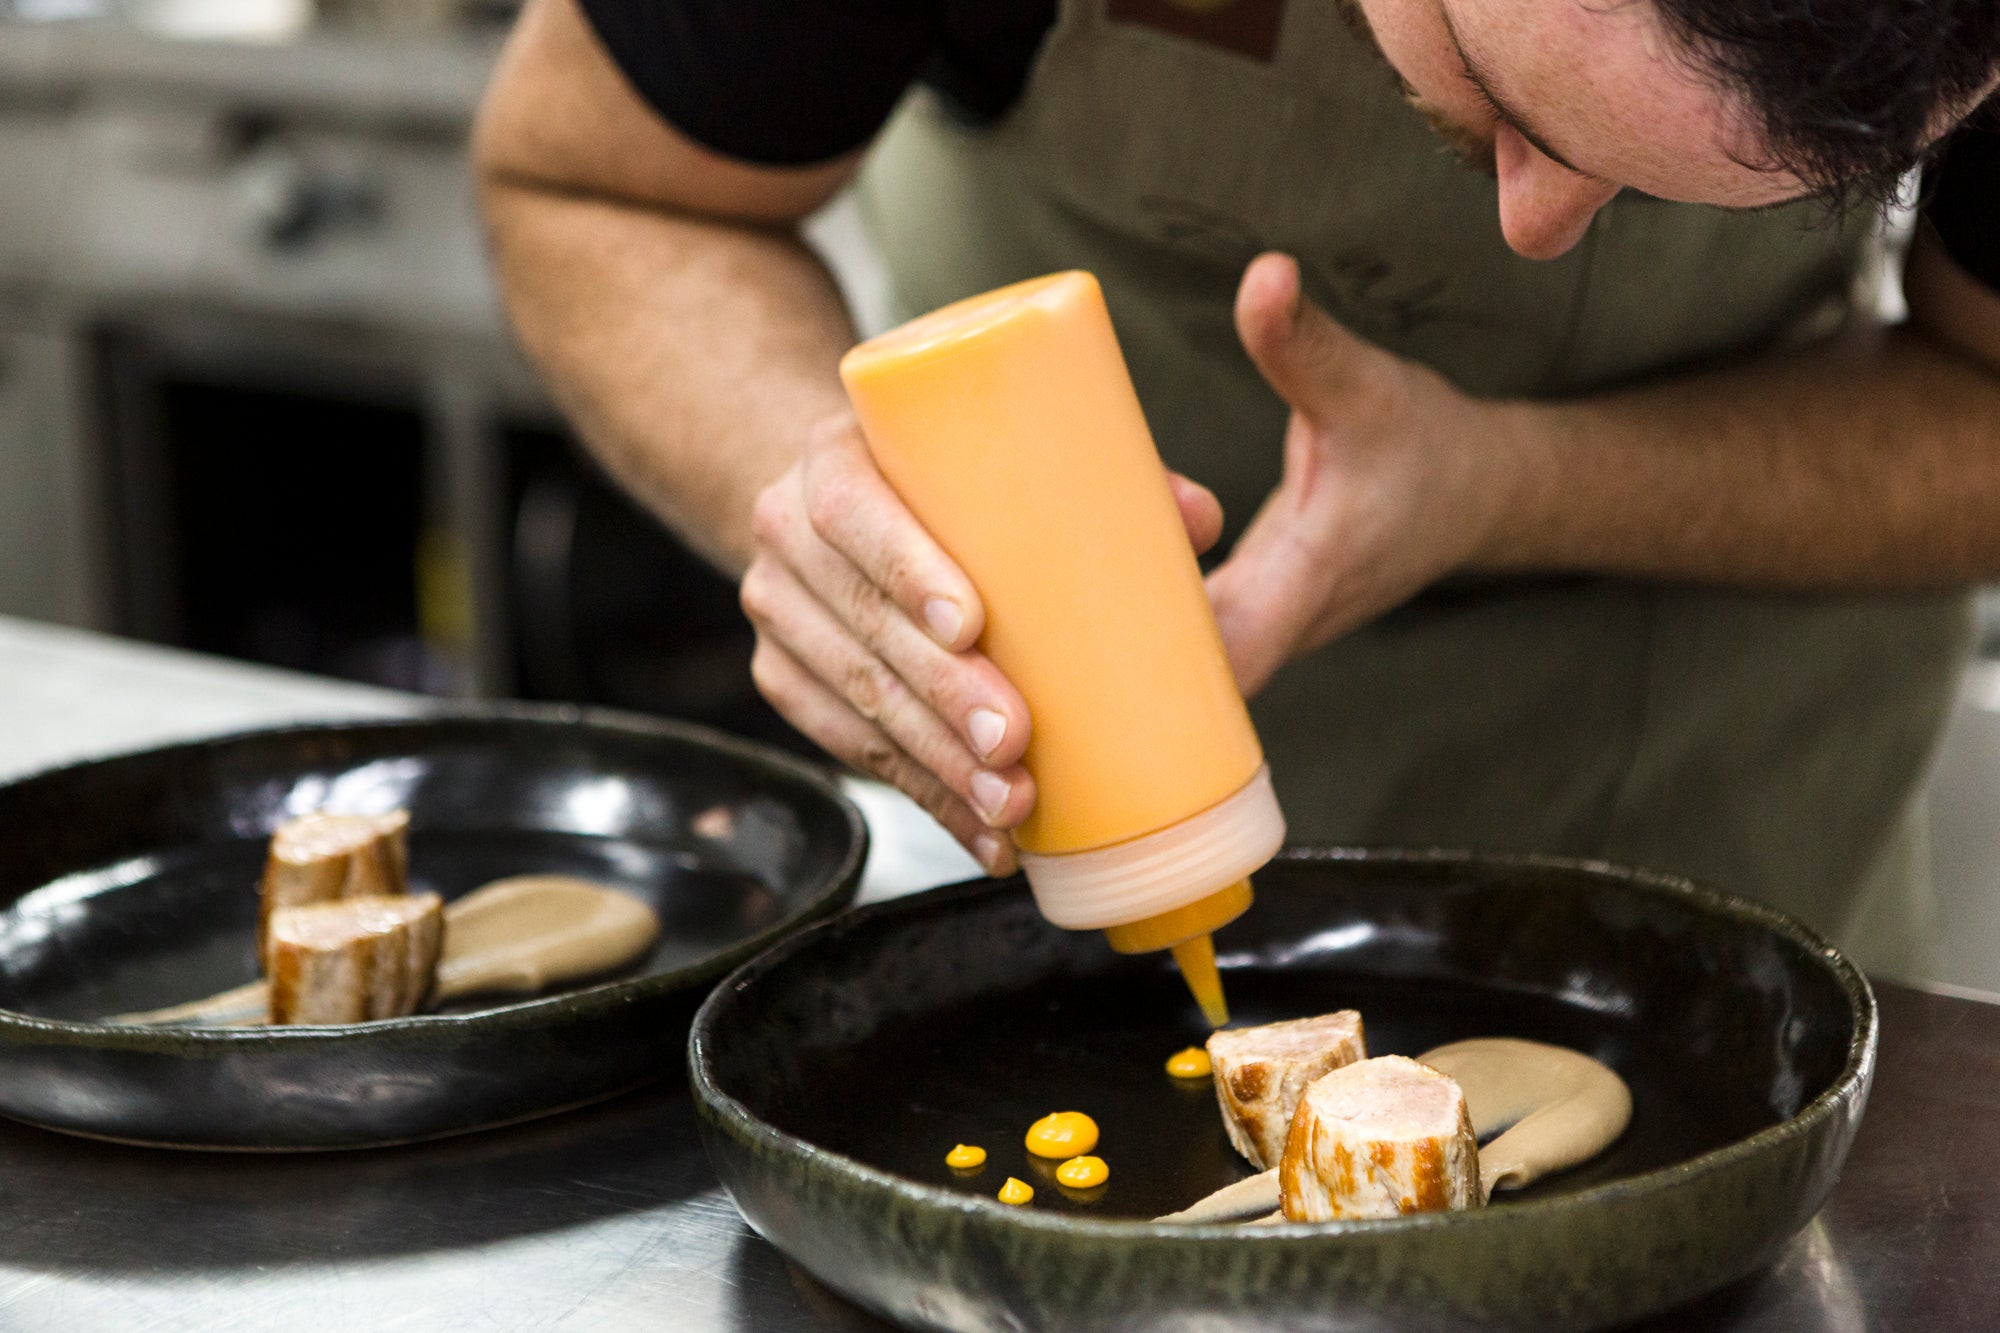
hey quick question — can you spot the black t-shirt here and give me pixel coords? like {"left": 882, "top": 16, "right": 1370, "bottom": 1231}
{"left": 577, "top": 0, "right": 2000, "bottom": 294}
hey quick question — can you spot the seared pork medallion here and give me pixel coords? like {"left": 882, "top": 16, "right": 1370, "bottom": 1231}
{"left": 1279, "top": 1055, "right": 1483, "bottom": 1221}
{"left": 267, "top": 892, "right": 444, "bottom": 1025}
{"left": 258, "top": 811, "right": 410, "bottom": 960}
{"left": 1206, "top": 1010, "right": 1366, "bottom": 1168}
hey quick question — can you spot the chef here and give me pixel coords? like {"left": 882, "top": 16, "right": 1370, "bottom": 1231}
{"left": 474, "top": 0, "right": 2000, "bottom": 979}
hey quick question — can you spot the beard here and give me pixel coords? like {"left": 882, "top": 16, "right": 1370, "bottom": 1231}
{"left": 1332, "top": 0, "right": 1499, "bottom": 177}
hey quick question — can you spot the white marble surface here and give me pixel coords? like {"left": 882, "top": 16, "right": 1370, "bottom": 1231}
{"left": 0, "top": 615, "right": 978, "bottom": 902}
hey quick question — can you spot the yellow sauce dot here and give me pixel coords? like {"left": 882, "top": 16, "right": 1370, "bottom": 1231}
{"left": 1024, "top": 1111, "right": 1100, "bottom": 1158}
{"left": 1165, "top": 1046, "right": 1213, "bottom": 1079}
{"left": 945, "top": 1143, "right": 987, "bottom": 1171}
{"left": 996, "top": 1177, "right": 1034, "bottom": 1206}
{"left": 1055, "top": 1155, "right": 1109, "bottom": 1189}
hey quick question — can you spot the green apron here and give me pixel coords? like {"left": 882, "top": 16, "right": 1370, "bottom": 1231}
{"left": 857, "top": 0, "right": 1969, "bottom": 979}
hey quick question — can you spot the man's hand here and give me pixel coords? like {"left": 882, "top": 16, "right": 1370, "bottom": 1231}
{"left": 1208, "top": 253, "right": 1513, "bottom": 695}
{"left": 742, "top": 417, "right": 1225, "bottom": 873}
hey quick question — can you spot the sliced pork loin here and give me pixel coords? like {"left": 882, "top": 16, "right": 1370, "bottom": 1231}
{"left": 1206, "top": 1010, "right": 1366, "bottom": 1169}
{"left": 267, "top": 892, "right": 443, "bottom": 1025}
{"left": 258, "top": 811, "right": 411, "bottom": 960}
{"left": 1279, "top": 1054, "right": 1482, "bottom": 1221}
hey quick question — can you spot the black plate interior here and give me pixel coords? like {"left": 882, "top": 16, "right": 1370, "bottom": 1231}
{"left": 0, "top": 708, "right": 865, "bottom": 1148}
{"left": 0, "top": 829, "right": 792, "bottom": 1023}
{"left": 713, "top": 852, "right": 1855, "bottom": 1222}
{"left": 782, "top": 969, "right": 1785, "bottom": 1220}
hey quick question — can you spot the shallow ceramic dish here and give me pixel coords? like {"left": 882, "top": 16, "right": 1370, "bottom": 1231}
{"left": 692, "top": 849, "right": 1874, "bottom": 1332}
{"left": 0, "top": 707, "right": 865, "bottom": 1150}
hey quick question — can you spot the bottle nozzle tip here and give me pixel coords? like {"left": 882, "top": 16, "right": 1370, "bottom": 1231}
{"left": 1170, "top": 933, "right": 1230, "bottom": 1028}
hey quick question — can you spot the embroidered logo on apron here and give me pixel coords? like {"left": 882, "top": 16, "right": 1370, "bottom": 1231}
{"left": 1106, "top": 0, "right": 1284, "bottom": 62}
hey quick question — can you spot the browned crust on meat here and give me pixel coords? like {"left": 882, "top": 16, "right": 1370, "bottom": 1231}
{"left": 1278, "top": 1055, "right": 1482, "bottom": 1221}
{"left": 1209, "top": 1010, "right": 1366, "bottom": 1169}
{"left": 267, "top": 892, "right": 442, "bottom": 1025}
{"left": 1228, "top": 1065, "right": 1269, "bottom": 1102}
{"left": 1407, "top": 1138, "right": 1444, "bottom": 1214}
{"left": 257, "top": 811, "right": 410, "bottom": 963}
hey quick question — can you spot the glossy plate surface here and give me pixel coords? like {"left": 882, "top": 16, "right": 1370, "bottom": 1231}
{"left": 0, "top": 707, "right": 865, "bottom": 1149}
{"left": 693, "top": 851, "right": 1874, "bottom": 1332}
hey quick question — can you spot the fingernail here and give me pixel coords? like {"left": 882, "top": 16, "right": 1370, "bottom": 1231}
{"left": 967, "top": 707, "right": 1007, "bottom": 759}
{"left": 971, "top": 770, "right": 1011, "bottom": 823}
{"left": 974, "top": 834, "right": 1005, "bottom": 875}
{"left": 924, "top": 597, "right": 965, "bottom": 646}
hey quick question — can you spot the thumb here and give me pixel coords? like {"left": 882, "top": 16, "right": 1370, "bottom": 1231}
{"left": 1234, "top": 252, "right": 1375, "bottom": 423}
{"left": 1204, "top": 452, "right": 1327, "bottom": 696}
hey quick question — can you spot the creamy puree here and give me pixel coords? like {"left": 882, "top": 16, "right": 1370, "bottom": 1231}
{"left": 1416, "top": 1038, "right": 1631, "bottom": 1201}
{"left": 1157, "top": 1037, "right": 1631, "bottom": 1222}
{"left": 433, "top": 875, "right": 660, "bottom": 998}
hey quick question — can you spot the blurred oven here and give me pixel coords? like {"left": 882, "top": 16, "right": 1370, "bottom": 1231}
{"left": 1, "top": 18, "right": 813, "bottom": 753}
{"left": 92, "top": 314, "right": 806, "bottom": 752}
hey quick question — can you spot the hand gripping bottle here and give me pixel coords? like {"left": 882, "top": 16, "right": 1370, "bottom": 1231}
{"left": 839, "top": 272, "right": 1285, "bottom": 1026}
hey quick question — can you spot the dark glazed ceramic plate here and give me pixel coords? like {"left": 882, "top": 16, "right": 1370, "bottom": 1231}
{"left": 693, "top": 850, "right": 1875, "bottom": 1332}
{"left": 0, "top": 706, "right": 865, "bottom": 1149}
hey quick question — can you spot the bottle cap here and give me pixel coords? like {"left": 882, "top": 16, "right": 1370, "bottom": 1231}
{"left": 1018, "top": 765, "right": 1285, "bottom": 930}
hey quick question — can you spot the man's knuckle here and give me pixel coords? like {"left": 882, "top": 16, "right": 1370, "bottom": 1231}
{"left": 738, "top": 564, "right": 774, "bottom": 622}
{"left": 921, "top": 792, "right": 966, "bottom": 836}
{"left": 854, "top": 734, "right": 901, "bottom": 782}
{"left": 918, "top": 654, "right": 965, "bottom": 712}
{"left": 748, "top": 642, "right": 786, "bottom": 699}
{"left": 842, "top": 658, "right": 897, "bottom": 721}
{"left": 804, "top": 473, "right": 857, "bottom": 541}
{"left": 872, "top": 548, "right": 921, "bottom": 603}
{"left": 844, "top": 578, "right": 896, "bottom": 642}
{"left": 749, "top": 482, "right": 792, "bottom": 548}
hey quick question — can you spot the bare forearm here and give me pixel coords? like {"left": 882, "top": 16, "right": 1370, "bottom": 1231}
{"left": 1484, "top": 326, "right": 2000, "bottom": 589}
{"left": 481, "top": 179, "right": 854, "bottom": 575}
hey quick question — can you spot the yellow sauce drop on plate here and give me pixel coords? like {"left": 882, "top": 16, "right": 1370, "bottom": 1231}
{"left": 997, "top": 1177, "right": 1035, "bottom": 1206}
{"left": 945, "top": 1143, "right": 987, "bottom": 1171}
{"left": 1055, "top": 1155, "right": 1109, "bottom": 1189}
{"left": 1165, "top": 1046, "right": 1212, "bottom": 1079}
{"left": 1024, "top": 1111, "right": 1100, "bottom": 1158}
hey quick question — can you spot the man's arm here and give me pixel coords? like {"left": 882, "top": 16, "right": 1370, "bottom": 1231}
{"left": 1906, "top": 221, "right": 2000, "bottom": 372}
{"left": 472, "top": 0, "right": 858, "bottom": 574}
{"left": 1205, "top": 247, "right": 2000, "bottom": 693}
{"left": 474, "top": 0, "right": 1040, "bottom": 867}
{"left": 1490, "top": 233, "right": 2000, "bottom": 588}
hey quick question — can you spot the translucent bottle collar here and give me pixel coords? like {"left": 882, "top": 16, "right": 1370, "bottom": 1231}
{"left": 1019, "top": 765, "right": 1285, "bottom": 931}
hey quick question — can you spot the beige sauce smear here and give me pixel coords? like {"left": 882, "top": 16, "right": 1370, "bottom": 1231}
{"left": 1416, "top": 1037, "right": 1631, "bottom": 1200}
{"left": 434, "top": 875, "right": 660, "bottom": 999}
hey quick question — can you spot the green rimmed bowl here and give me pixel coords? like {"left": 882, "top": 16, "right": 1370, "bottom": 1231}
{"left": 691, "top": 849, "right": 1874, "bottom": 1331}
{"left": 0, "top": 706, "right": 866, "bottom": 1149}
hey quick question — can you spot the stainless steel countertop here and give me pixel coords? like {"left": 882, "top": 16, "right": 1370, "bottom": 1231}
{"left": 0, "top": 616, "right": 1992, "bottom": 1331}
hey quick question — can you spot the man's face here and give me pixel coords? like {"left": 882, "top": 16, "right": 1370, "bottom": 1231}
{"left": 1350, "top": 0, "right": 1811, "bottom": 259}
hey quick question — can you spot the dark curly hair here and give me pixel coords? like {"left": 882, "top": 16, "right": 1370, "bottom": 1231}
{"left": 1654, "top": 0, "right": 2000, "bottom": 203}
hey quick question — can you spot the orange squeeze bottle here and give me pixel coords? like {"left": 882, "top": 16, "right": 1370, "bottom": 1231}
{"left": 838, "top": 271, "right": 1285, "bottom": 1027}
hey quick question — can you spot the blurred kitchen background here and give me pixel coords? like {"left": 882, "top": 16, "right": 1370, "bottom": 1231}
{"left": 1, "top": 0, "right": 1997, "bottom": 990}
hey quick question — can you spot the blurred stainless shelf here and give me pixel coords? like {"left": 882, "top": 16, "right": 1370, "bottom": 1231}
{"left": 0, "top": 16, "right": 500, "bottom": 129}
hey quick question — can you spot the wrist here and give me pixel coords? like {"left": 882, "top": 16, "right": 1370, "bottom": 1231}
{"left": 1461, "top": 396, "right": 1567, "bottom": 573}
